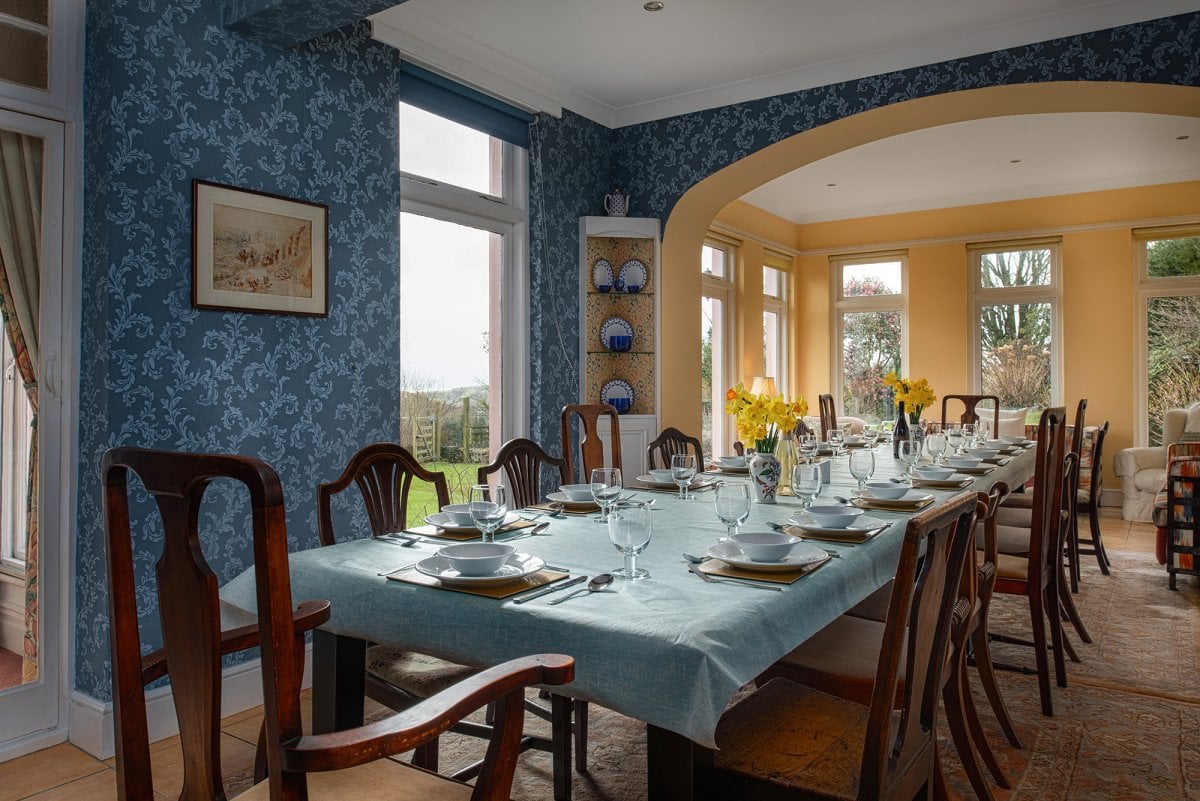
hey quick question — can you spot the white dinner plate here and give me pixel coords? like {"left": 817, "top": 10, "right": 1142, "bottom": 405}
{"left": 852, "top": 490, "right": 935, "bottom": 509}
{"left": 415, "top": 552, "right": 546, "bottom": 587}
{"left": 424, "top": 511, "right": 520, "bottom": 532}
{"left": 788, "top": 513, "right": 889, "bottom": 536}
{"left": 545, "top": 491, "right": 599, "bottom": 508}
{"left": 706, "top": 541, "right": 829, "bottom": 573}
{"left": 636, "top": 474, "right": 678, "bottom": 488}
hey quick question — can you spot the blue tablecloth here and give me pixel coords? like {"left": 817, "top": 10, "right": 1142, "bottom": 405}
{"left": 221, "top": 447, "right": 1033, "bottom": 747}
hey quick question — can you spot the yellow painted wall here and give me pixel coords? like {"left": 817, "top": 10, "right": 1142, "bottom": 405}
{"left": 703, "top": 180, "right": 1200, "bottom": 489}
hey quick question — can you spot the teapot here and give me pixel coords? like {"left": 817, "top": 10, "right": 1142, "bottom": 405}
{"left": 603, "top": 188, "right": 629, "bottom": 217}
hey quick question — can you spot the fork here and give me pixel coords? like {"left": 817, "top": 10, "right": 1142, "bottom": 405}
{"left": 686, "top": 563, "right": 783, "bottom": 592}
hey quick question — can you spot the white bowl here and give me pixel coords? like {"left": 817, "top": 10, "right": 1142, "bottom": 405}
{"left": 967, "top": 448, "right": 999, "bottom": 459}
{"left": 984, "top": 439, "right": 1008, "bottom": 449}
{"left": 440, "top": 503, "right": 475, "bottom": 527}
{"left": 439, "top": 543, "right": 516, "bottom": 576}
{"left": 864, "top": 481, "right": 909, "bottom": 500}
{"left": 842, "top": 435, "right": 864, "bottom": 445}
{"left": 1000, "top": 435, "right": 1027, "bottom": 444}
{"left": 648, "top": 468, "right": 675, "bottom": 483}
{"left": 729, "top": 530, "right": 800, "bottom": 562}
{"left": 719, "top": 456, "right": 747, "bottom": 469}
{"left": 805, "top": 504, "right": 866, "bottom": 529}
{"left": 945, "top": 456, "right": 982, "bottom": 469}
{"left": 913, "top": 466, "right": 954, "bottom": 480}
{"left": 559, "top": 483, "right": 595, "bottom": 502}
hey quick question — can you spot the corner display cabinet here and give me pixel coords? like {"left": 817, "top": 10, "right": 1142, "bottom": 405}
{"left": 578, "top": 216, "right": 661, "bottom": 479}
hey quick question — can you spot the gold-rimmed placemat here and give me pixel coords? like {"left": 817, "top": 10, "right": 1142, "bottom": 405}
{"left": 697, "top": 556, "right": 830, "bottom": 584}
{"left": 528, "top": 501, "right": 598, "bottom": 515}
{"left": 912, "top": 477, "right": 974, "bottom": 489}
{"left": 387, "top": 567, "right": 570, "bottom": 598}
{"left": 401, "top": 518, "right": 536, "bottom": 541}
{"left": 851, "top": 495, "right": 936, "bottom": 512}
{"left": 780, "top": 523, "right": 884, "bottom": 544}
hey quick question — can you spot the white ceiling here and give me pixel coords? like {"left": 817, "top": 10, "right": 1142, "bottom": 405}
{"left": 371, "top": 0, "right": 1200, "bottom": 222}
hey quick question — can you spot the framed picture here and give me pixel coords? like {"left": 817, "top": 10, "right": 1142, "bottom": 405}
{"left": 192, "top": 179, "right": 329, "bottom": 317}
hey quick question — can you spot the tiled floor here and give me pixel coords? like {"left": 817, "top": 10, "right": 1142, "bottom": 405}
{"left": 0, "top": 507, "right": 1163, "bottom": 800}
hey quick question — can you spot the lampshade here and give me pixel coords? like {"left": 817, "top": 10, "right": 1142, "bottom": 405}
{"left": 750, "top": 376, "right": 778, "bottom": 397}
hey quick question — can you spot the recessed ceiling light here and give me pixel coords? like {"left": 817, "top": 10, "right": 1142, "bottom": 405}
{"left": 1178, "top": 135, "right": 1191, "bottom": 141}
{"left": 1009, "top": 158, "right": 1022, "bottom": 164}
{"left": 643, "top": 1, "right": 665, "bottom": 11}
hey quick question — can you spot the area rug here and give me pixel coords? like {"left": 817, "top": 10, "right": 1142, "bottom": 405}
{"left": 427, "top": 548, "right": 1200, "bottom": 800}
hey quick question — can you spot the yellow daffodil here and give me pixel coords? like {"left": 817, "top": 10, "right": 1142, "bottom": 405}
{"left": 725, "top": 384, "right": 809, "bottom": 452}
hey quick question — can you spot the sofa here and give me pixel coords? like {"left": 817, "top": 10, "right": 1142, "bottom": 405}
{"left": 1114, "top": 404, "right": 1200, "bottom": 522}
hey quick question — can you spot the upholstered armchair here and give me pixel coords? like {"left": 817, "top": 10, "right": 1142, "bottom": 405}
{"left": 1114, "top": 405, "right": 1195, "bottom": 522}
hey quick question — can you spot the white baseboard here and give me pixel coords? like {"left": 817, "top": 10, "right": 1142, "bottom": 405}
{"left": 69, "top": 645, "right": 312, "bottom": 760}
{"left": 0, "top": 726, "right": 68, "bottom": 762}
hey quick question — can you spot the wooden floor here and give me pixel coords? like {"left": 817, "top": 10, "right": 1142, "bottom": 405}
{"left": 0, "top": 508, "right": 1163, "bottom": 800}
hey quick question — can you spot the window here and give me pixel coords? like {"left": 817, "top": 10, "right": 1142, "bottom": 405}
{"left": 762, "top": 250, "right": 789, "bottom": 393}
{"left": 833, "top": 254, "right": 905, "bottom": 424}
{"left": 702, "top": 236, "right": 737, "bottom": 458}
{"left": 1136, "top": 226, "right": 1200, "bottom": 444}
{"left": 398, "top": 100, "right": 527, "bottom": 517}
{"left": 970, "top": 240, "right": 1060, "bottom": 410}
{"left": 0, "top": 333, "right": 31, "bottom": 574}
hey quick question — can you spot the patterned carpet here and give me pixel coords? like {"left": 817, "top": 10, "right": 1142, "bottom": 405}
{"left": 430, "top": 548, "right": 1200, "bottom": 800}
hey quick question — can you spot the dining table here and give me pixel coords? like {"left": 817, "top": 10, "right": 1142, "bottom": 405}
{"left": 220, "top": 442, "right": 1036, "bottom": 801}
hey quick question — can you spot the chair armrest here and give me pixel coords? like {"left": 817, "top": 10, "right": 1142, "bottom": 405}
{"left": 1113, "top": 447, "right": 1165, "bottom": 477}
{"left": 285, "top": 653, "right": 575, "bottom": 772}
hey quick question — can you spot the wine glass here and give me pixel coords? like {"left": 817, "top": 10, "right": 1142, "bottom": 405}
{"left": 714, "top": 482, "right": 752, "bottom": 540}
{"left": 962, "top": 423, "right": 976, "bottom": 449}
{"left": 590, "top": 467, "right": 623, "bottom": 524}
{"left": 862, "top": 425, "right": 880, "bottom": 450}
{"left": 897, "top": 436, "right": 920, "bottom": 477}
{"left": 608, "top": 501, "right": 652, "bottom": 580}
{"left": 469, "top": 484, "right": 508, "bottom": 543}
{"left": 848, "top": 449, "right": 875, "bottom": 495}
{"left": 790, "top": 464, "right": 821, "bottom": 509}
{"left": 946, "top": 423, "right": 964, "bottom": 455}
{"left": 798, "top": 434, "right": 818, "bottom": 464}
{"left": 671, "top": 453, "right": 697, "bottom": 500}
{"left": 925, "top": 424, "right": 947, "bottom": 465}
{"left": 827, "top": 428, "right": 845, "bottom": 457}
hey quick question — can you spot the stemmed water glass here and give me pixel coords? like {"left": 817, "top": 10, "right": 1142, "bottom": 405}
{"left": 671, "top": 453, "right": 697, "bottom": 500}
{"left": 962, "top": 423, "right": 977, "bottom": 450}
{"left": 790, "top": 464, "right": 821, "bottom": 509}
{"left": 590, "top": 467, "right": 622, "bottom": 524}
{"left": 849, "top": 449, "right": 875, "bottom": 496}
{"left": 608, "top": 501, "right": 652, "bottom": 580}
{"left": 798, "top": 434, "right": 818, "bottom": 464}
{"left": 469, "top": 484, "right": 508, "bottom": 543}
{"left": 827, "top": 428, "right": 845, "bottom": 457}
{"left": 946, "top": 423, "right": 964, "bottom": 455}
{"left": 714, "top": 482, "right": 752, "bottom": 540}
{"left": 862, "top": 425, "right": 880, "bottom": 450}
{"left": 925, "top": 423, "right": 947, "bottom": 465}
{"left": 897, "top": 436, "right": 920, "bottom": 478}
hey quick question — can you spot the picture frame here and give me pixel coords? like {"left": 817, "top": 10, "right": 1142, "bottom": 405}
{"left": 192, "top": 179, "right": 329, "bottom": 317}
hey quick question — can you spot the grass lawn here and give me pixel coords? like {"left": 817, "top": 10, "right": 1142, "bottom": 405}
{"left": 408, "top": 461, "right": 484, "bottom": 521}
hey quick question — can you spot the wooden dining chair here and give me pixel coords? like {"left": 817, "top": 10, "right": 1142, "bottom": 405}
{"left": 103, "top": 446, "right": 575, "bottom": 801}
{"left": 1075, "top": 422, "right": 1112, "bottom": 576}
{"left": 646, "top": 426, "right": 703, "bottom": 470}
{"left": 817, "top": 393, "right": 836, "bottom": 441}
{"left": 477, "top": 437, "right": 568, "bottom": 509}
{"left": 713, "top": 492, "right": 977, "bottom": 801}
{"left": 560, "top": 403, "right": 622, "bottom": 482}
{"left": 941, "top": 394, "right": 1001, "bottom": 433}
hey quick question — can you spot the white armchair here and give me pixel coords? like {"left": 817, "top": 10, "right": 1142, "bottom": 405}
{"left": 1114, "top": 406, "right": 1193, "bottom": 521}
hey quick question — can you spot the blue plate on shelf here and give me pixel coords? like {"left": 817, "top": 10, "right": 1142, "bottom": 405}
{"left": 618, "top": 259, "right": 648, "bottom": 293}
{"left": 599, "top": 316, "right": 634, "bottom": 351}
{"left": 600, "top": 379, "right": 635, "bottom": 414}
{"left": 593, "top": 259, "right": 614, "bottom": 293}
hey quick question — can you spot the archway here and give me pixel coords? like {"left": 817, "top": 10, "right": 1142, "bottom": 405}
{"left": 659, "top": 81, "right": 1200, "bottom": 435}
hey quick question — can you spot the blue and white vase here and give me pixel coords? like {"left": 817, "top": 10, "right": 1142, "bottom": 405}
{"left": 749, "top": 451, "right": 781, "bottom": 504}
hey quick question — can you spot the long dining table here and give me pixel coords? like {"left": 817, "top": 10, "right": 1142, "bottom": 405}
{"left": 221, "top": 442, "right": 1035, "bottom": 801}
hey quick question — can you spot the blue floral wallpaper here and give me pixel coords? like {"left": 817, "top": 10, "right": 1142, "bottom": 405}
{"left": 224, "top": 0, "right": 398, "bottom": 49}
{"left": 77, "top": 3, "right": 406, "bottom": 699}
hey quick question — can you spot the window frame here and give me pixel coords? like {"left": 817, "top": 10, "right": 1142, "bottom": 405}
{"left": 762, "top": 250, "right": 789, "bottom": 394}
{"left": 968, "top": 239, "right": 1062, "bottom": 408}
{"left": 1134, "top": 224, "right": 1200, "bottom": 446}
{"left": 831, "top": 251, "right": 908, "bottom": 424}
{"left": 702, "top": 235, "right": 738, "bottom": 457}
{"left": 399, "top": 113, "right": 529, "bottom": 444}
{"left": 0, "top": 333, "right": 31, "bottom": 576}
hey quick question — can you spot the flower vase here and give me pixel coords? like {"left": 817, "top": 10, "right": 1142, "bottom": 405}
{"left": 749, "top": 450, "right": 781, "bottom": 504}
{"left": 776, "top": 435, "right": 797, "bottom": 496}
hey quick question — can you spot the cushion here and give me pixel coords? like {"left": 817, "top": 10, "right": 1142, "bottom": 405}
{"left": 996, "top": 408, "right": 1028, "bottom": 439}
{"left": 237, "top": 750, "right": 473, "bottom": 800}
{"left": 1077, "top": 426, "right": 1099, "bottom": 494}
{"left": 1135, "top": 468, "right": 1169, "bottom": 494}
{"left": 1186, "top": 404, "right": 1200, "bottom": 434}
{"left": 366, "top": 647, "right": 479, "bottom": 699}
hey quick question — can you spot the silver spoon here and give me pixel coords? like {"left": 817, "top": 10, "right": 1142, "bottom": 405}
{"left": 548, "top": 573, "right": 614, "bottom": 604}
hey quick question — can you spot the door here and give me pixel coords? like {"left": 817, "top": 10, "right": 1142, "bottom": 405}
{"left": 0, "top": 108, "right": 64, "bottom": 746}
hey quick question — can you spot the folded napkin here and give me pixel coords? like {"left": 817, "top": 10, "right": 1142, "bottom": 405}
{"left": 387, "top": 567, "right": 570, "bottom": 599}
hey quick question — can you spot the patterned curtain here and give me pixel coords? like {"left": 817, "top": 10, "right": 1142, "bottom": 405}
{"left": 0, "top": 131, "right": 42, "bottom": 684}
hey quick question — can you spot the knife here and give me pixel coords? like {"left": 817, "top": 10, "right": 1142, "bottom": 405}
{"left": 512, "top": 575, "right": 587, "bottom": 604}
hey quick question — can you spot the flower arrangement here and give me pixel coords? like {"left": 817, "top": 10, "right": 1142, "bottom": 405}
{"left": 883, "top": 372, "right": 937, "bottom": 421}
{"left": 724, "top": 384, "right": 809, "bottom": 453}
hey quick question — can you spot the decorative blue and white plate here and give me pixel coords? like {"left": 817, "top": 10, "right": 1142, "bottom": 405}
{"left": 599, "top": 316, "right": 634, "bottom": 351}
{"left": 618, "top": 259, "right": 648, "bottom": 293}
{"left": 593, "top": 259, "right": 615, "bottom": 292}
{"left": 600, "top": 379, "right": 635, "bottom": 414}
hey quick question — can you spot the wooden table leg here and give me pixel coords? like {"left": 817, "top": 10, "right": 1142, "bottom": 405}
{"left": 647, "top": 724, "right": 710, "bottom": 801}
{"left": 311, "top": 630, "right": 365, "bottom": 734}
{"left": 550, "top": 693, "right": 573, "bottom": 801}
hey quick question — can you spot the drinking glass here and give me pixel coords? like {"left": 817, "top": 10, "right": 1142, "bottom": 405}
{"left": 790, "top": 464, "right": 821, "bottom": 509}
{"left": 590, "top": 467, "right": 623, "bottom": 523}
{"left": 862, "top": 425, "right": 880, "bottom": 450}
{"left": 798, "top": 434, "right": 818, "bottom": 463}
{"left": 827, "top": 428, "right": 845, "bottom": 457}
{"left": 469, "top": 484, "right": 508, "bottom": 543}
{"left": 848, "top": 449, "right": 875, "bottom": 495}
{"left": 608, "top": 501, "right": 652, "bottom": 580}
{"left": 925, "top": 426, "right": 947, "bottom": 465}
{"left": 962, "top": 423, "right": 976, "bottom": 449}
{"left": 946, "top": 424, "right": 964, "bottom": 455}
{"left": 671, "top": 453, "right": 697, "bottom": 500}
{"left": 714, "top": 482, "right": 752, "bottom": 539}
{"left": 897, "top": 436, "right": 920, "bottom": 477}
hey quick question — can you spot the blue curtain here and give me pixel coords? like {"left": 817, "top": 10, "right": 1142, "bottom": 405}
{"left": 399, "top": 63, "right": 533, "bottom": 149}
